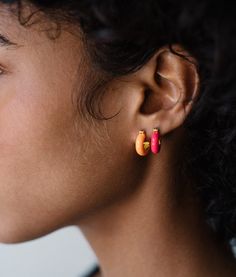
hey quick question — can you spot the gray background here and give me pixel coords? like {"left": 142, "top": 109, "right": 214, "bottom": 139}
{"left": 0, "top": 226, "right": 98, "bottom": 277}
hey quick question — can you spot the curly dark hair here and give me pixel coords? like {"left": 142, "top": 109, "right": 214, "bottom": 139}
{"left": 2, "top": 0, "right": 236, "bottom": 251}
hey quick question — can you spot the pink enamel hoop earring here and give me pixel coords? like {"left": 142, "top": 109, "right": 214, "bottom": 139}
{"left": 135, "top": 130, "right": 150, "bottom": 156}
{"left": 151, "top": 127, "right": 161, "bottom": 154}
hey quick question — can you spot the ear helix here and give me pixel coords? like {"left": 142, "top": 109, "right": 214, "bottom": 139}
{"left": 135, "top": 128, "right": 161, "bottom": 156}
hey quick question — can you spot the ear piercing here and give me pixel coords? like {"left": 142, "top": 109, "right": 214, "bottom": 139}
{"left": 135, "top": 128, "right": 161, "bottom": 156}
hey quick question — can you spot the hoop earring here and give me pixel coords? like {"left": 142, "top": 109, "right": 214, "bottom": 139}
{"left": 135, "top": 130, "right": 150, "bottom": 156}
{"left": 151, "top": 127, "right": 161, "bottom": 154}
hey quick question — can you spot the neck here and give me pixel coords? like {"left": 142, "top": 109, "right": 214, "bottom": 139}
{"left": 77, "top": 148, "right": 236, "bottom": 277}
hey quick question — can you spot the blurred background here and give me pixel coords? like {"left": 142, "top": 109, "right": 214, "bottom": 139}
{"left": 0, "top": 226, "right": 98, "bottom": 277}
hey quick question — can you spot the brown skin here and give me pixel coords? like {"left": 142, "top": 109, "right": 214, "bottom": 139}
{"left": 0, "top": 3, "right": 236, "bottom": 277}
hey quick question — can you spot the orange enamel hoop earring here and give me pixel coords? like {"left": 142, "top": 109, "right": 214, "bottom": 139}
{"left": 135, "top": 128, "right": 161, "bottom": 156}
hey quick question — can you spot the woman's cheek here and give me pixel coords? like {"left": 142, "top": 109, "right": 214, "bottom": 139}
{"left": 0, "top": 81, "right": 76, "bottom": 243}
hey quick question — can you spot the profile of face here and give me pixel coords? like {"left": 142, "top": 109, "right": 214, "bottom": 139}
{"left": 0, "top": 3, "right": 141, "bottom": 243}
{"left": 0, "top": 3, "right": 199, "bottom": 243}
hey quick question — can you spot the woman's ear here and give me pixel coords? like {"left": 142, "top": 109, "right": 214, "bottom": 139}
{"left": 132, "top": 44, "right": 199, "bottom": 136}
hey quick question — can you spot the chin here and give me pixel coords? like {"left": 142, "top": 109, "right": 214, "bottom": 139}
{"left": 0, "top": 218, "right": 58, "bottom": 245}
{"left": 0, "top": 227, "right": 37, "bottom": 245}
{"left": 0, "top": 230, "right": 28, "bottom": 245}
